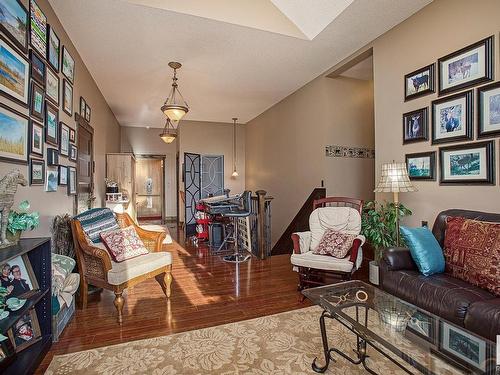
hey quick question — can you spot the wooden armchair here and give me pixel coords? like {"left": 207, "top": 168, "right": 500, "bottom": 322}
{"left": 71, "top": 209, "right": 172, "bottom": 323}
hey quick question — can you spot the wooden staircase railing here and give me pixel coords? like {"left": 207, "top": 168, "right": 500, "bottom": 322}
{"left": 271, "top": 187, "right": 326, "bottom": 255}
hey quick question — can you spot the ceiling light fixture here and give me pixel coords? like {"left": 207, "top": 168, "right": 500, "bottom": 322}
{"left": 231, "top": 117, "right": 239, "bottom": 177}
{"left": 161, "top": 62, "right": 189, "bottom": 123}
{"left": 159, "top": 118, "right": 178, "bottom": 144}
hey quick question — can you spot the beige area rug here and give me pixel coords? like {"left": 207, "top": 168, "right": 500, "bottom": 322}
{"left": 46, "top": 306, "right": 461, "bottom": 375}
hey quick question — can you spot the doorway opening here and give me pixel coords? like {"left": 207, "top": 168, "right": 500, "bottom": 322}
{"left": 135, "top": 155, "right": 166, "bottom": 224}
{"left": 75, "top": 115, "right": 94, "bottom": 214}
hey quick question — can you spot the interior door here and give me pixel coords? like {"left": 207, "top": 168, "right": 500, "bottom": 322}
{"left": 135, "top": 158, "right": 164, "bottom": 223}
{"left": 201, "top": 155, "right": 224, "bottom": 198}
{"left": 183, "top": 152, "right": 201, "bottom": 236}
{"left": 76, "top": 121, "right": 94, "bottom": 214}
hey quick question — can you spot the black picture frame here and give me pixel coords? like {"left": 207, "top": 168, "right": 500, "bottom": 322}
{"left": 46, "top": 147, "right": 58, "bottom": 166}
{"left": 29, "top": 158, "right": 45, "bottom": 185}
{"left": 69, "top": 144, "right": 77, "bottom": 162}
{"left": 85, "top": 104, "right": 91, "bottom": 122}
{"left": 477, "top": 81, "right": 500, "bottom": 139}
{"left": 61, "top": 46, "right": 75, "bottom": 84}
{"left": 79, "top": 97, "right": 86, "bottom": 116}
{"left": 46, "top": 24, "right": 60, "bottom": 72}
{"left": 29, "top": 120, "right": 44, "bottom": 157}
{"left": 29, "top": 81, "right": 45, "bottom": 121}
{"left": 62, "top": 79, "right": 73, "bottom": 116}
{"left": 438, "top": 36, "right": 494, "bottom": 96}
{"left": 67, "top": 166, "right": 77, "bottom": 195}
{"left": 59, "top": 122, "right": 70, "bottom": 157}
{"left": 44, "top": 101, "right": 59, "bottom": 146}
{"left": 29, "top": 0, "right": 47, "bottom": 57}
{"left": 439, "top": 140, "right": 495, "bottom": 185}
{"left": 45, "top": 66, "right": 59, "bottom": 105}
{"left": 0, "top": 103, "right": 29, "bottom": 164}
{"left": 405, "top": 151, "right": 436, "bottom": 181}
{"left": 406, "top": 310, "right": 436, "bottom": 343}
{"left": 58, "top": 165, "right": 67, "bottom": 185}
{"left": 404, "top": 64, "right": 435, "bottom": 101}
{"left": 0, "top": 35, "right": 30, "bottom": 107}
{"left": 69, "top": 128, "right": 76, "bottom": 143}
{"left": 431, "top": 90, "right": 473, "bottom": 145}
{"left": 403, "top": 107, "right": 428, "bottom": 144}
{"left": 0, "top": 0, "right": 29, "bottom": 53}
{"left": 29, "top": 50, "right": 46, "bottom": 87}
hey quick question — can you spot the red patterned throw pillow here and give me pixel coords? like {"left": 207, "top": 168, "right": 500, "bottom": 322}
{"left": 443, "top": 216, "right": 500, "bottom": 296}
{"left": 100, "top": 226, "right": 149, "bottom": 262}
{"left": 312, "top": 229, "right": 356, "bottom": 258}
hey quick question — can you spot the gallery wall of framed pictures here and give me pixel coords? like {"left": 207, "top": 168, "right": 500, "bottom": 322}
{"left": 0, "top": 0, "right": 79, "bottom": 197}
{"left": 403, "top": 34, "right": 500, "bottom": 186}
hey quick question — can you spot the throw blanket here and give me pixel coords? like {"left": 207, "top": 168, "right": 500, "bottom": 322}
{"left": 52, "top": 254, "right": 80, "bottom": 309}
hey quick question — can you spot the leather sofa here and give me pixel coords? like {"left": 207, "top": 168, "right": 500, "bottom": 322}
{"left": 380, "top": 209, "right": 500, "bottom": 342}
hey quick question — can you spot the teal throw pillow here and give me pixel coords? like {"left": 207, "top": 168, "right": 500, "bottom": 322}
{"left": 400, "top": 226, "right": 445, "bottom": 276}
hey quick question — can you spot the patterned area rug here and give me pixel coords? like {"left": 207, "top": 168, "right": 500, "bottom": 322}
{"left": 46, "top": 306, "right": 460, "bottom": 374}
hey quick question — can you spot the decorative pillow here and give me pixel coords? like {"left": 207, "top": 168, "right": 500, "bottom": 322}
{"left": 312, "top": 229, "right": 356, "bottom": 258}
{"left": 100, "top": 226, "right": 149, "bottom": 262}
{"left": 400, "top": 226, "right": 445, "bottom": 276}
{"left": 443, "top": 217, "right": 500, "bottom": 296}
{"left": 75, "top": 208, "right": 120, "bottom": 243}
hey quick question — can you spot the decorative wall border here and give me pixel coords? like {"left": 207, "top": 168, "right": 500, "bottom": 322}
{"left": 325, "top": 145, "right": 375, "bottom": 159}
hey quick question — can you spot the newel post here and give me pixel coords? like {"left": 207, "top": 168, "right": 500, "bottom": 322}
{"left": 256, "top": 190, "right": 267, "bottom": 259}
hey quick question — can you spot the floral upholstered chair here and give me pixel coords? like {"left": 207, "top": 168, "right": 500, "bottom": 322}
{"left": 71, "top": 208, "right": 172, "bottom": 323}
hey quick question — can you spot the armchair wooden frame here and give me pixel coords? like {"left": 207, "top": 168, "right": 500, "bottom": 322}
{"left": 71, "top": 213, "right": 171, "bottom": 324}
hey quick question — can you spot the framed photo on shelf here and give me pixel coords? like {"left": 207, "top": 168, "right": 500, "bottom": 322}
{"left": 29, "top": 158, "right": 45, "bottom": 185}
{"left": 0, "top": 36, "right": 30, "bottom": 106}
{"left": 79, "top": 97, "right": 86, "bottom": 117}
{"left": 403, "top": 107, "right": 428, "bottom": 144}
{"left": 45, "top": 102, "right": 59, "bottom": 146}
{"left": 0, "top": 103, "right": 29, "bottom": 164}
{"left": 29, "top": 120, "right": 44, "bottom": 157}
{"left": 0, "top": 254, "right": 39, "bottom": 298}
{"left": 477, "top": 81, "right": 500, "bottom": 139}
{"left": 62, "top": 46, "right": 75, "bottom": 83}
{"left": 0, "top": 0, "right": 29, "bottom": 53}
{"left": 29, "top": 50, "right": 46, "bottom": 87}
{"left": 431, "top": 90, "right": 473, "bottom": 145}
{"left": 58, "top": 165, "right": 67, "bottom": 185}
{"left": 406, "top": 310, "right": 436, "bottom": 343}
{"left": 404, "top": 64, "right": 434, "bottom": 101}
{"left": 69, "top": 128, "right": 76, "bottom": 143}
{"left": 62, "top": 79, "right": 73, "bottom": 116}
{"left": 438, "top": 36, "right": 494, "bottom": 95}
{"left": 29, "top": 0, "right": 47, "bottom": 57}
{"left": 405, "top": 151, "right": 436, "bottom": 181}
{"left": 8, "top": 309, "right": 41, "bottom": 353}
{"left": 46, "top": 25, "right": 60, "bottom": 72}
{"left": 45, "top": 168, "right": 58, "bottom": 192}
{"left": 30, "top": 81, "right": 45, "bottom": 121}
{"left": 45, "top": 67, "right": 59, "bottom": 105}
{"left": 59, "top": 122, "right": 70, "bottom": 156}
{"left": 439, "top": 141, "right": 495, "bottom": 185}
{"left": 69, "top": 144, "right": 77, "bottom": 162}
{"left": 68, "top": 167, "right": 77, "bottom": 195}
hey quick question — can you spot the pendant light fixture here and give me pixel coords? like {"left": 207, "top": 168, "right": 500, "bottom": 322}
{"left": 231, "top": 117, "right": 239, "bottom": 177}
{"left": 161, "top": 62, "right": 189, "bottom": 123}
{"left": 159, "top": 118, "right": 177, "bottom": 144}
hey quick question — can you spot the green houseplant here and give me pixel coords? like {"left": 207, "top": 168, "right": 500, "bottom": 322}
{"left": 7, "top": 200, "right": 40, "bottom": 244}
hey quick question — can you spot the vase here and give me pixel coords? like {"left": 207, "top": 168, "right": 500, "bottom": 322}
{"left": 369, "top": 260, "right": 379, "bottom": 285}
{"left": 5, "top": 231, "right": 21, "bottom": 246}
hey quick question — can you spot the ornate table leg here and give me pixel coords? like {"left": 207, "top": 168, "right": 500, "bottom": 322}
{"left": 312, "top": 310, "right": 336, "bottom": 373}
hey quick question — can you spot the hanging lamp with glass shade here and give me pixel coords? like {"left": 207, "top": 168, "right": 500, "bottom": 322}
{"left": 231, "top": 117, "right": 239, "bottom": 177}
{"left": 161, "top": 62, "right": 189, "bottom": 122}
{"left": 159, "top": 118, "right": 178, "bottom": 144}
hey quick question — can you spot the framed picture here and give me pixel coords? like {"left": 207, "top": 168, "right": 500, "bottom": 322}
{"left": 29, "top": 158, "right": 44, "bottom": 185}
{"left": 8, "top": 309, "right": 41, "bottom": 352}
{"left": 404, "top": 64, "right": 435, "bottom": 101}
{"left": 29, "top": 50, "right": 45, "bottom": 87}
{"left": 406, "top": 152, "right": 436, "bottom": 181}
{"left": 45, "top": 168, "right": 58, "bottom": 192}
{"left": 79, "top": 97, "right": 86, "bottom": 116}
{"left": 431, "top": 90, "right": 473, "bottom": 145}
{"left": 46, "top": 25, "right": 60, "bottom": 72}
{"left": 29, "top": 120, "right": 44, "bottom": 157}
{"left": 0, "top": 103, "right": 29, "bottom": 164}
{"left": 62, "top": 46, "right": 75, "bottom": 83}
{"left": 69, "top": 144, "right": 77, "bottom": 162}
{"left": 59, "top": 122, "right": 70, "bottom": 156}
{"left": 45, "top": 67, "right": 59, "bottom": 105}
{"left": 62, "top": 79, "right": 73, "bottom": 116}
{"left": 68, "top": 166, "right": 77, "bottom": 195}
{"left": 58, "top": 165, "right": 67, "bottom": 185}
{"left": 406, "top": 310, "right": 436, "bottom": 343}
{"left": 0, "top": 36, "right": 30, "bottom": 106}
{"left": 477, "top": 81, "right": 500, "bottom": 139}
{"left": 438, "top": 36, "right": 494, "bottom": 95}
{"left": 0, "top": 254, "right": 39, "bottom": 298}
{"left": 439, "top": 141, "right": 495, "bottom": 185}
{"left": 45, "top": 102, "right": 59, "bottom": 146}
{"left": 439, "top": 321, "right": 487, "bottom": 372}
{"left": 46, "top": 147, "right": 58, "bottom": 166}
{"left": 85, "top": 104, "right": 91, "bottom": 122}
{"left": 69, "top": 128, "right": 76, "bottom": 143}
{"left": 29, "top": 0, "right": 46, "bottom": 57}
{"left": 29, "top": 81, "right": 45, "bottom": 121}
{"left": 403, "top": 107, "right": 428, "bottom": 144}
{"left": 0, "top": 0, "right": 29, "bottom": 53}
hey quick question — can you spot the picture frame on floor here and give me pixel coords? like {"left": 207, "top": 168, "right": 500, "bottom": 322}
{"left": 46, "top": 25, "right": 60, "bottom": 72}
{"left": 439, "top": 141, "right": 495, "bottom": 185}
{"left": 45, "top": 67, "right": 59, "bottom": 105}
{"left": 438, "top": 36, "right": 494, "bottom": 95}
{"left": 8, "top": 309, "right": 41, "bottom": 353}
{"left": 45, "top": 168, "right": 58, "bottom": 192}
{"left": 45, "top": 101, "right": 59, "bottom": 146}
{"left": 406, "top": 310, "right": 436, "bottom": 343}
{"left": 29, "top": 0, "right": 47, "bottom": 57}
{"left": 58, "top": 165, "right": 67, "bottom": 185}
{"left": 62, "top": 46, "right": 75, "bottom": 83}
{"left": 30, "top": 81, "right": 45, "bottom": 121}
{"left": 29, "top": 158, "right": 45, "bottom": 185}
{"left": 403, "top": 107, "right": 428, "bottom": 144}
{"left": 59, "top": 122, "right": 70, "bottom": 157}
{"left": 62, "top": 79, "right": 73, "bottom": 116}
{"left": 405, "top": 151, "right": 436, "bottom": 181}
{"left": 67, "top": 167, "right": 77, "bottom": 195}
{"left": 0, "top": 0, "right": 29, "bottom": 53}
{"left": 477, "top": 81, "right": 500, "bottom": 139}
{"left": 0, "top": 36, "right": 30, "bottom": 106}
{"left": 0, "top": 103, "right": 29, "bottom": 164}
{"left": 69, "top": 144, "right": 77, "bottom": 162}
{"left": 404, "top": 64, "right": 435, "bottom": 101}
{"left": 29, "top": 50, "right": 46, "bottom": 87}
{"left": 29, "top": 120, "right": 44, "bottom": 157}
{"left": 431, "top": 90, "right": 473, "bottom": 145}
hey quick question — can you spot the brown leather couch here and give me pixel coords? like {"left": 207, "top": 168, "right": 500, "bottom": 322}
{"left": 380, "top": 209, "right": 500, "bottom": 342}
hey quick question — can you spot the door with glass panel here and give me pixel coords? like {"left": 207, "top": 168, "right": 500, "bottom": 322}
{"left": 201, "top": 155, "right": 224, "bottom": 198}
{"left": 135, "top": 157, "right": 164, "bottom": 223}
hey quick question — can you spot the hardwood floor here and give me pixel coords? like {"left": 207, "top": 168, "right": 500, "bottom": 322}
{"left": 36, "top": 228, "right": 312, "bottom": 373}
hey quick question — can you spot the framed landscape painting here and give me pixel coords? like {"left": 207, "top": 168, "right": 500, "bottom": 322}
{"left": 29, "top": 158, "right": 44, "bottom": 185}
{"left": 29, "top": 120, "right": 44, "bottom": 157}
{"left": 59, "top": 122, "right": 70, "bottom": 156}
{"left": 0, "top": 36, "right": 30, "bottom": 106}
{"left": 477, "top": 81, "right": 500, "bottom": 138}
{"left": 29, "top": 50, "right": 45, "bottom": 86}
{"left": 62, "top": 46, "right": 75, "bottom": 83}
{"left": 403, "top": 107, "right": 428, "bottom": 144}
{"left": 45, "top": 168, "right": 58, "bottom": 192}
{"left": 29, "top": 0, "right": 46, "bottom": 57}
{"left": 58, "top": 165, "right": 67, "bottom": 185}
{"left": 406, "top": 152, "right": 436, "bottom": 181}
{"left": 431, "top": 90, "right": 473, "bottom": 145}
{"left": 45, "top": 102, "right": 59, "bottom": 146}
{"left": 438, "top": 36, "right": 494, "bottom": 95}
{"left": 0, "top": 0, "right": 29, "bottom": 53}
{"left": 30, "top": 81, "right": 45, "bottom": 121}
{"left": 62, "top": 79, "right": 73, "bottom": 116}
{"left": 404, "top": 64, "right": 435, "bottom": 101}
{"left": 0, "top": 103, "right": 29, "bottom": 164}
{"left": 68, "top": 167, "right": 77, "bottom": 195}
{"left": 46, "top": 25, "right": 60, "bottom": 72}
{"left": 45, "top": 67, "right": 59, "bottom": 105}
{"left": 439, "top": 141, "right": 494, "bottom": 185}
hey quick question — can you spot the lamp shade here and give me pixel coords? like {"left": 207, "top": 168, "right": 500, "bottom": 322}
{"left": 161, "top": 104, "right": 188, "bottom": 122}
{"left": 374, "top": 162, "right": 417, "bottom": 193}
{"left": 159, "top": 119, "right": 178, "bottom": 144}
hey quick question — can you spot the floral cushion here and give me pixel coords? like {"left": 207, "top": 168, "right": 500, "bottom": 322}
{"left": 444, "top": 216, "right": 500, "bottom": 296}
{"left": 312, "top": 229, "right": 355, "bottom": 258}
{"left": 100, "top": 226, "right": 149, "bottom": 263}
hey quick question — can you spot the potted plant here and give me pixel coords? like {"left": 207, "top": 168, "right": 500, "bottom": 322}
{"left": 7, "top": 200, "right": 40, "bottom": 244}
{"left": 361, "top": 200, "right": 411, "bottom": 285}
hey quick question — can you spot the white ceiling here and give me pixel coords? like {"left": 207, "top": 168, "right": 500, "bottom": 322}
{"left": 49, "top": 0, "right": 432, "bottom": 127}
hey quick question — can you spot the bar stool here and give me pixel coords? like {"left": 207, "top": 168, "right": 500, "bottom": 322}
{"left": 222, "top": 191, "right": 252, "bottom": 263}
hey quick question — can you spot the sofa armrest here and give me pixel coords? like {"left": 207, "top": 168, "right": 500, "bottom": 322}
{"left": 291, "top": 231, "right": 312, "bottom": 254}
{"left": 348, "top": 238, "right": 362, "bottom": 264}
{"left": 382, "top": 247, "right": 417, "bottom": 271}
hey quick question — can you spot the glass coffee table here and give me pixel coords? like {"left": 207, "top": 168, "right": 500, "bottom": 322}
{"left": 303, "top": 280, "right": 497, "bottom": 374}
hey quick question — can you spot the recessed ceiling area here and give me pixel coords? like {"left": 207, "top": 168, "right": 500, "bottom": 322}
{"left": 340, "top": 55, "right": 373, "bottom": 81}
{"left": 49, "top": 0, "right": 432, "bottom": 127}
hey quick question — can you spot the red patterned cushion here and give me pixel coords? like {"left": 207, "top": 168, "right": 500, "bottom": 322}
{"left": 100, "top": 226, "right": 149, "bottom": 262}
{"left": 443, "top": 216, "right": 500, "bottom": 296}
{"left": 312, "top": 229, "right": 355, "bottom": 258}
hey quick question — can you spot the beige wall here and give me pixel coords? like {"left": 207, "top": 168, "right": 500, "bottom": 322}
{"left": 120, "top": 127, "right": 177, "bottom": 217}
{"left": 1, "top": 0, "right": 121, "bottom": 237}
{"left": 246, "top": 75, "right": 375, "bottom": 245}
{"left": 373, "top": 0, "right": 500, "bottom": 227}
